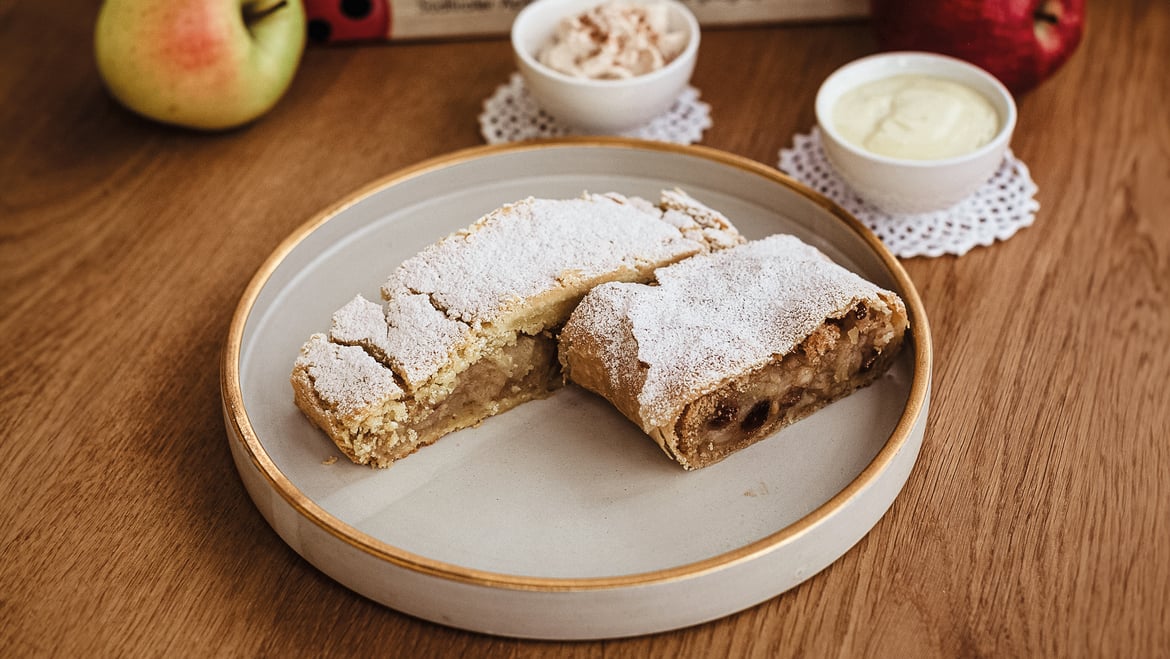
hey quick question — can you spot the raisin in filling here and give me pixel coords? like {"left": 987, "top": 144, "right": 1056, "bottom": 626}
{"left": 672, "top": 301, "right": 898, "bottom": 468}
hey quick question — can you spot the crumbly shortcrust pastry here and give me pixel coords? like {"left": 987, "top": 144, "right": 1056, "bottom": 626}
{"left": 558, "top": 234, "right": 909, "bottom": 470}
{"left": 291, "top": 190, "right": 743, "bottom": 467}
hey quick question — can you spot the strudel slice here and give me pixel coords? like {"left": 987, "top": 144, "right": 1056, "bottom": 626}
{"left": 559, "top": 234, "right": 909, "bottom": 470}
{"left": 291, "top": 190, "right": 743, "bottom": 467}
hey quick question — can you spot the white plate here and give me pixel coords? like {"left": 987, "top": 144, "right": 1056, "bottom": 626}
{"left": 221, "top": 139, "right": 932, "bottom": 640}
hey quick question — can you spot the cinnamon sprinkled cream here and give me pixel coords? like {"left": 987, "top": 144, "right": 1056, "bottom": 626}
{"left": 536, "top": 1, "right": 688, "bottom": 79}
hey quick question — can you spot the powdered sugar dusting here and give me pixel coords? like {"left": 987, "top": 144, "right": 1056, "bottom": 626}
{"left": 382, "top": 288, "right": 471, "bottom": 390}
{"left": 384, "top": 194, "right": 706, "bottom": 325}
{"left": 296, "top": 333, "right": 402, "bottom": 416}
{"left": 576, "top": 235, "right": 889, "bottom": 430}
{"left": 306, "top": 190, "right": 745, "bottom": 409}
{"left": 659, "top": 189, "right": 745, "bottom": 251}
{"left": 330, "top": 295, "right": 391, "bottom": 356}
{"left": 329, "top": 293, "right": 469, "bottom": 392}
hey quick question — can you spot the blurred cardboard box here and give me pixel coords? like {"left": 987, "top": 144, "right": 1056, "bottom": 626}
{"left": 306, "top": 0, "right": 867, "bottom": 42}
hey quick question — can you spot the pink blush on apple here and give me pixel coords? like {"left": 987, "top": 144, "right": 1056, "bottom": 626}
{"left": 151, "top": 6, "right": 236, "bottom": 73}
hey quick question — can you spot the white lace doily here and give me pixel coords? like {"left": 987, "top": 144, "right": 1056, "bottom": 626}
{"left": 778, "top": 129, "right": 1039, "bottom": 258}
{"left": 479, "top": 73, "right": 711, "bottom": 145}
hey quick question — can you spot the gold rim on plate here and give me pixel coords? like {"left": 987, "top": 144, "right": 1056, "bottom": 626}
{"left": 220, "top": 137, "right": 933, "bottom": 592}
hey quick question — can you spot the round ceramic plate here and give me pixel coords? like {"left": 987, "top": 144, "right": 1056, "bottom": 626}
{"left": 221, "top": 139, "right": 932, "bottom": 640}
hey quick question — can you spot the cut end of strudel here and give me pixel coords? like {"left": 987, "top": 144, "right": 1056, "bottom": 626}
{"left": 559, "top": 234, "right": 909, "bottom": 471}
{"left": 291, "top": 189, "right": 744, "bottom": 467}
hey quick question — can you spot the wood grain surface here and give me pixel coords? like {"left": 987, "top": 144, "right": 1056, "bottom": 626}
{"left": 2, "top": 0, "right": 1168, "bottom": 656}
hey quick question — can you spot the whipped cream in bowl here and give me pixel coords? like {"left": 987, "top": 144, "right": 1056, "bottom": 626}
{"left": 537, "top": 1, "right": 689, "bottom": 80}
{"left": 512, "top": 0, "right": 700, "bottom": 133}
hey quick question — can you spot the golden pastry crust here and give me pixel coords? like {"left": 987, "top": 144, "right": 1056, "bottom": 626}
{"left": 559, "top": 234, "right": 909, "bottom": 470}
{"left": 291, "top": 190, "right": 744, "bottom": 467}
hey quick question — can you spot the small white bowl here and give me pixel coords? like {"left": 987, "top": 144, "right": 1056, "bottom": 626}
{"left": 815, "top": 51, "right": 1017, "bottom": 215}
{"left": 511, "top": 0, "right": 699, "bottom": 134}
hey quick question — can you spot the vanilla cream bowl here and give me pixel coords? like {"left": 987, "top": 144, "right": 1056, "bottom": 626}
{"left": 511, "top": 0, "right": 699, "bottom": 134}
{"left": 815, "top": 52, "right": 1017, "bottom": 214}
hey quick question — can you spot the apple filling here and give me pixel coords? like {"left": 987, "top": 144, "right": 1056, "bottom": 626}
{"left": 672, "top": 301, "right": 904, "bottom": 468}
{"left": 368, "top": 333, "right": 561, "bottom": 465}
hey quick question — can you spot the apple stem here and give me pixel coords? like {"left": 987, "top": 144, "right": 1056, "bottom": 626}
{"left": 1034, "top": 2, "right": 1060, "bottom": 25}
{"left": 245, "top": 0, "right": 289, "bottom": 25}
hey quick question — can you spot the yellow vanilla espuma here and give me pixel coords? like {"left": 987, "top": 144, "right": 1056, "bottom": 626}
{"left": 832, "top": 75, "right": 1001, "bottom": 161}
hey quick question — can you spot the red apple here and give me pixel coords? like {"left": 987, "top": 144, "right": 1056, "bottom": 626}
{"left": 869, "top": 0, "right": 1085, "bottom": 94}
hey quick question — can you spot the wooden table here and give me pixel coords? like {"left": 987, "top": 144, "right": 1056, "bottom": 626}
{"left": 3, "top": 1, "right": 1167, "bottom": 655}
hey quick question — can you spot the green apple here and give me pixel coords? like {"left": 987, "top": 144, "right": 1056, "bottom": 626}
{"left": 95, "top": 0, "right": 307, "bottom": 130}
